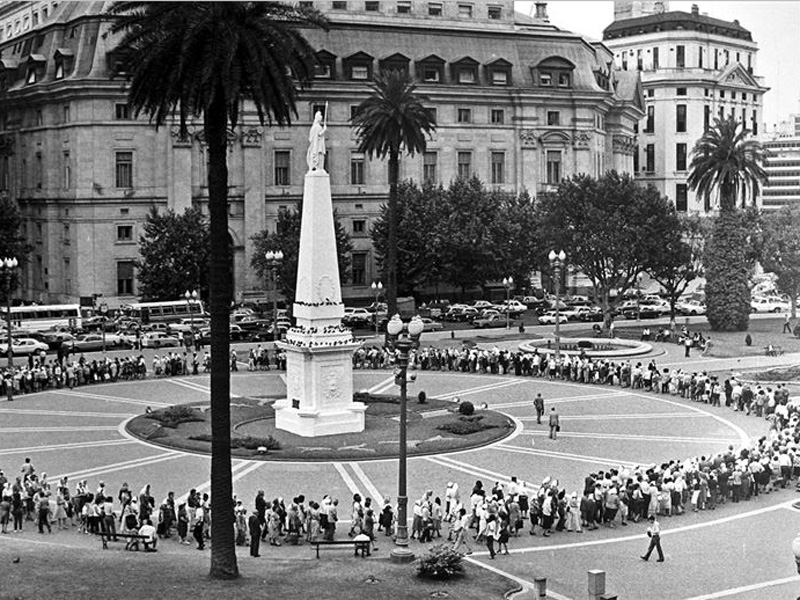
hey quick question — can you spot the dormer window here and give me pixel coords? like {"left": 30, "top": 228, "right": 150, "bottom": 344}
{"left": 54, "top": 48, "right": 74, "bottom": 80}
{"left": 379, "top": 53, "right": 410, "bottom": 76}
{"left": 416, "top": 54, "right": 445, "bottom": 84}
{"left": 486, "top": 58, "right": 512, "bottom": 86}
{"left": 314, "top": 50, "right": 336, "bottom": 80}
{"left": 24, "top": 54, "right": 45, "bottom": 85}
{"left": 107, "top": 49, "right": 132, "bottom": 78}
{"left": 534, "top": 56, "right": 575, "bottom": 89}
{"left": 452, "top": 57, "right": 479, "bottom": 85}
{"left": 343, "top": 51, "right": 374, "bottom": 81}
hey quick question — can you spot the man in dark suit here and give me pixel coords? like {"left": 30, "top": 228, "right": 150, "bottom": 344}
{"left": 248, "top": 511, "right": 261, "bottom": 557}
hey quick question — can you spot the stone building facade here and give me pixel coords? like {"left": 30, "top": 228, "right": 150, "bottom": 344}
{"left": 0, "top": 1, "right": 642, "bottom": 307}
{"left": 603, "top": 2, "right": 768, "bottom": 213}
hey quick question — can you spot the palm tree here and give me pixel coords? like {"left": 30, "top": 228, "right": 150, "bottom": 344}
{"left": 688, "top": 117, "right": 766, "bottom": 331}
{"left": 351, "top": 69, "right": 436, "bottom": 316}
{"left": 688, "top": 117, "right": 766, "bottom": 212}
{"left": 107, "top": 2, "right": 324, "bottom": 579}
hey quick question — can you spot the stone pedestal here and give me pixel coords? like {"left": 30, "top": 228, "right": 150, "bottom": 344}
{"left": 274, "top": 169, "right": 365, "bottom": 437}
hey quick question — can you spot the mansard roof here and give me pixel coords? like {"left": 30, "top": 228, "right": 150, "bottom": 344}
{"left": 603, "top": 11, "right": 753, "bottom": 42}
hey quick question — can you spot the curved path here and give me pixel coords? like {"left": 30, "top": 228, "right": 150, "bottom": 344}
{"left": 2, "top": 343, "right": 800, "bottom": 600}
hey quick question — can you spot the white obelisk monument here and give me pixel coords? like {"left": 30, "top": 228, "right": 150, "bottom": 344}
{"left": 273, "top": 110, "right": 366, "bottom": 437}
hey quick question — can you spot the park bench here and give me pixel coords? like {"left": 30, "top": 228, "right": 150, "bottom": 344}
{"left": 764, "top": 345, "right": 784, "bottom": 357}
{"left": 311, "top": 535, "right": 371, "bottom": 559}
{"left": 95, "top": 531, "right": 153, "bottom": 551}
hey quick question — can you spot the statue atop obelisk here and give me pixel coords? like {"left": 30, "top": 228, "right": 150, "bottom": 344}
{"left": 273, "top": 107, "right": 366, "bottom": 437}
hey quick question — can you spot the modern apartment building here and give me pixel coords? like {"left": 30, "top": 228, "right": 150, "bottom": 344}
{"left": 603, "top": 2, "right": 769, "bottom": 213}
{"left": 761, "top": 119, "right": 800, "bottom": 211}
{"left": 0, "top": 1, "right": 643, "bottom": 307}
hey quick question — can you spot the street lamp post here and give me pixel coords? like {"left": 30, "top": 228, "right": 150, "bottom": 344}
{"left": 636, "top": 274, "right": 642, "bottom": 322}
{"left": 385, "top": 313, "right": 424, "bottom": 563}
{"left": 548, "top": 250, "right": 566, "bottom": 363}
{"left": 371, "top": 281, "right": 383, "bottom": 339}
{"left": 1, "top": 257, "right": 18, "bottom": 402}
{"left": 265, "top": 250, "right": 284, "bottom": 343}
{"left": 184, "top": 290, "right": 198, "bottom": 349}
{"left": 502, "top": 276, "right": 514, "bottom": 330}
{"left": 99, "top": 302, "right": 108, "bottom": 354}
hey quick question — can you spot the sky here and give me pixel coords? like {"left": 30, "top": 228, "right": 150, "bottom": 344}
{"left": 515, "top": 1, "right": 800, "bottom": 129}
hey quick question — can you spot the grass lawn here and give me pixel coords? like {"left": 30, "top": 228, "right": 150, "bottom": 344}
{"left": 127, "top": 396, "right": 515, "bottom": 461}
{"left": 0, "top": 540, "right": 516, "bottom": 600}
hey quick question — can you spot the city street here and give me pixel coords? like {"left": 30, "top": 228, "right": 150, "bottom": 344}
{"left": 2, "top": 341, "right": 800, "bottom": 599}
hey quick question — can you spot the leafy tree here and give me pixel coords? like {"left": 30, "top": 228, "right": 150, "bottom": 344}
{"left": 135, "top": 206, "right": 210, "bottom": 301}
{"left": 351, "top": 70, "right": 436, "bottom": 315}
{"left": 251, "top": 204, "right": 353, "bottom": 306}
{"left": 535, "top": 171, "right": 677, "bottom": 326}
{"left": 688, "top": 117, "right": 766, "bottom": 331}
{"left": 489, "top": 189, "right": 539, "bottom": 294}
{"left": 370, "top": 180, "right": 447, "bottom": 297}
{"left": 108, "top": 1, "right": 325, "bottom": 579}
{"left": 0, "top": 195, "right": 32, "bottom": 301}
{"left": 761, "top": 205, "right": 800, "bottom": 318}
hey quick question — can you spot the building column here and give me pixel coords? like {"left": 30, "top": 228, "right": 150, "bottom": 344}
{"left": 169, "top": 126, "right": 193, "bottom": 213}
{"left": 241, "top": 126, "right": 266, "bottom": 293}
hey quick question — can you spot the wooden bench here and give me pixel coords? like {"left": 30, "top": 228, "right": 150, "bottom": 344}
{"left": 95, "top": 531, "right": 152, "bottom": 551}
{"left": 311, "top": 537, "right": 371, "bottom": 559}
{"left": 765, "top": 345, "right": 784, "bottom": 357}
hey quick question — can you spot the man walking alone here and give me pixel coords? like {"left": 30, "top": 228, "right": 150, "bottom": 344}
{"left": 548, "top": 407, "right": 560, "bottom": 440}
{"left": 641, "top": 515, "right": 664, "bottom": 562}
{"left": 534, "top": 393, "right": 545, "bottom": 425}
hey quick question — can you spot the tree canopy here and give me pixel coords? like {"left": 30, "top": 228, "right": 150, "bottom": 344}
{"left": 0, "top": 195, "right": 31, "bottom": 300}
{"left": 761, "top": 205, "right": 800, "bottom": 318}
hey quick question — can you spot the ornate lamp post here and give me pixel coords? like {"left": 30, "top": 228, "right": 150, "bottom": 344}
{"left": 502, "top": 276, "right": 514, "bottom": 330}
{"left": 265, "top": 250, "right": 284, "bottom": 342}
{"left": 548, "top": 250, "right": 566, "bottom": 363}
{"left": 371, "top": 281, "right": 383, "bottom": 338}
{"left": 1, "top": 256, "right": 18, "bottom": 402}
{"left": 184, "top": 289, "right": 198, "bottom": 348}
{"left": 99, "top": 302, "right": 108, "bottom": 354}
{"left": 385, "top": 313, "right": 424, "bottom": 563}
{"left": 636, "top": 273, "right": 642, "bottom": 322}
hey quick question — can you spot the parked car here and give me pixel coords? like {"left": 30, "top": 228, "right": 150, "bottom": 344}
{"left": 43, "top": 330, "right": 77, "bottom": 350}
{"left": 72, "top": 334, "right": 109, "bottom": 352}
{"left": 419, "top": 317, "right": 443, "bottom": 332}
{"left": 497, "top": 300, "right": 528, "bottom": 314}
{"left": 677, "top": 299, "right": 707, "bottom": 316}
{"left": 0, "top": 337, "right": 49, "bottom": 356}
{"left": 575, "top": 306, "right": 604, "bottom": 322}
{"left": 444, "top": 306, "right": 479, "bottom": 322}
{"left": 170, "top": 317, "right": 210, "bottom": 334}
{"left": 750, "top": 296, "right": 790, "bottom": 313}
{"left": 473, "top": 314, "right": 513, "bottom": 329}
{"left": 140, "top": 332, "right": 180, "bottom": 349}
{"left": 231, "top": 315, "right": 268, "bottom": 331}
{"left": 537, "top": 311, "right": 569, "bottom": 325}
{"left": 472, "top": 300, "right": 499, "bottom": 311}
{"left": 560, "top": 306, "right": 584, "bottom": 322}
{"left": 342, "top": 308, "right": 373, "bottom": 328}
{"left": 621, "top": 304, "right": 662, "bottom": 319}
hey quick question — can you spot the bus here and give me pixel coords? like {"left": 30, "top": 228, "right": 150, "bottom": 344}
{"left": 124, "top": 299, "right": 206, "bottom": 324}
{"left": 0, "top": 304, "right": 82, "bottom": 332}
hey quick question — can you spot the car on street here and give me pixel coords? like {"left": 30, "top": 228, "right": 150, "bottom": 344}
{"left": 621, "top": 303, "right": 663, "bottom": 319}
{"left": 170, "top": 317, "right": 210, "bottom": 334}
{"left": 575, "top": 306, "right": 604, "bottom": 322}
{"left": 497, "top": 300, "right": 528, "bottom": 315}
{"left": 472, "top": 300, "right": 499, "bottom": 312}
{"left": 42, "top": 330, "right": 77, "bottom": 350}
{"left": 677, "top": 299, "right": 707, "bottom": 316}
{"left": 537, "top": 311, "right": 569, "bottom": 325}
{"left": 473, "top": 314, "right": 514, "bottom": 329}
{"left": 343, "top": 308, "right": 374, "bottom": 328}
{"left": 750, "top": 296, "right": 790, "bottom": 313}
{"left": 560, "top": 306, "right": 584, "bottom": 322}
{"left": 71, "top": 334, "right": 114, "bottom": 352}
{"left": 420, "top": 317, "right": 443, "bottom": 332}
{"left": 140, "top": 332, "right": 180, "bottom": 349}
{"left": 0, "top": 337, "right": 49, "bottom": 356}
{"left": 445, "top": 306, "right": 480, "bottom": 322}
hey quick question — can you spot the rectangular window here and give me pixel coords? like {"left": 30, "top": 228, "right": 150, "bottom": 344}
{"left": 352, "top": 219, "right": 366, "bottom": 235}
{"left": 117, "top": 224, "right": 133, "bottom": 242}
{"left": 351, "top": 253, "right": 366, "bottom": 286}
{"left": 63, "top": 104, "right": 70, "bottom": 122}
{"left": 731, "top": 91, "right": 736, "bottom": 100}
{"left": 676, "top": 45, "right": 685, "bottom": 68}
{"left": 36, "top": 109, "right": 42, "bottom": 125}
{"left": 396, "top": 1, "right": 411, "bottom": 14}
{"left": 645, "top": 105, "right": 654, "bottom": 133}
{"left": 491, "top": 69, "right": 508, "bottom": 86}
{"left": 742, "top": 93, "right": 747, "bottom": 101}
{"left": 539, "top": 72, "right": 552, "bottom": 86}
{"left": 332, "top": 1, "right": 347, "bottom": 9}
{"left": 645, "top": 144, "right": 655, "bottom": 172}
{"left": 457, "top": 108, "right": 472, "bottom": 124}
{"left": 676, "top": 105, "right": 687, "bottom": 133}
{"left": 64, "top": 258, "right": 71, "bottom": 295}
{"left": 490, "top": 151, "right": 505, "bottom": 184}
{"left": 677, "top": 87, "right": 687, "bottom": 96}
{"left": 633, "top": 145, "right": 639, "bottom": 172}
{"left": 637, "top": 49, "right": 642, "bottom": 71}
{"left": 366, "top": 1, "right": 379, "bottom": 10}
{"left": 425, "top": 107, "right": 437, "bottom": 123}
{"left": 458, "top": 4, "right": 473, "bottom": 18}
{"left": 457, "top": 67, "right": 476, "bottom": 84}
{"left": 422, "top": 65, "right": 441, "bottom": 82}
{"left": 351, "top": 65, "right": 369, "bottom": 80}
{"left": 490, "top": 109, "right": 504, "bottom": 125}
{"left": 676, "top": 143, "right": 687, "bottom": 171}
{"left": 115, "top": 151, "right": 133, "bottom": 188}
{"left": 647, "top": 89, "right": 654, "bottom": 98}
{"left": 714, "top": 48, "right": 719, "bottom": 69}
{"left": 698, "top": 46, "right": 704, "bottom": 68}
{"left": 719, "top": 90, "right": 725, "bottom": 99}
{"left": 274, "top": 150, "right": 291, "bottom": 186}
{"left": 558, "top": 72, "right": 570, "bottom": 87}
{"left": 488, "top": 5, "right": 501, "bottom": 19}
{"left": 350, "top": 154, "right": 365, "bottom": 185}
{"left": 428, "top": 2, "right": 442, "bottom": 16}
{"left": 752, "top": 110, "right": 758, "bottom": 135}
{"left": 117, "top": 261, "right": 135, "bottom": 295}
{"left": 704, "top": 105, "right": 710, "bottom": 130}
{"left": 652, "top": 47, "right": 659, "bottom": 69}
{"left": 547, "top": 111, "right": 560, "bottom": 126}
{"left": 546, "top": 151, "right": 561, "bottom": 185}
{"left": 62, "top": 222, "right": 70, "bottom": 245}
{"left": 457, "top": 151, "right": 472, "bottom": 179}
{"left": 312, "top": 103, "right": 326, "bottom": 120}
{"left": 423, "top": 151, "right": 437, "bottom": 183}
{"left": 675, "top": 184, "right": 688, "bottom": 212}
{"left": 35, "top": 153, "right": 42, "bottom": 188}
{"left": 115, "top": 103, "right": 130, "bottom": 120}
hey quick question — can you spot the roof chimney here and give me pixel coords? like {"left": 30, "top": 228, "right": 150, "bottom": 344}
{"left": 691, "top": 4, "right": 699, "bottom": 16}
{"left": 534, "top": 2, "right": 549, "bottom": 22}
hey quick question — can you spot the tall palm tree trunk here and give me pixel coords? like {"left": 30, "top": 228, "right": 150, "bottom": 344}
{"left": 386, "top": 149, "right": 399, "bottom": 316}
{"left": 206, "top": 91, "right": 238, "bottom": 579}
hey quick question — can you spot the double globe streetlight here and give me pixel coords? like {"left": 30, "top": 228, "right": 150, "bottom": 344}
{"left": 184, "top": 289, "right": 199, "bottom": 349}
{"left": 370, "top": 281, "right": 383, "bottom": 338}
{"left": 1, "top": 256, "right": 18, "bottom": 402}
{"left": 265, "top": 250, "right": 284, "bottom": 342}
{"left": 502, "top": 276, "right": 514, "bottom": 330}
{"left": 385, "top": 313, "right": 424, "bottom": 563}
{"left": 548, "top": 250, "right": 566, "bottom": 363}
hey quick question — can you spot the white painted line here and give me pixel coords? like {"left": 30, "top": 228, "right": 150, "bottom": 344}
{"left": 0, "top": 439, "right": 135, "bottom": 456}
{"left": 437, "top": 379, "right": 525, "bottom": 400}
{"left": 53, "top": 451, "right": 183, "bottom": 481}
{"left": 517, "top": 431, "right": 739, "bottom": 445}
{"left": 167, "top": 378, "right": 211, "bottom": 394}
{"left": 464, "top": 556, "right": 574, "bottom": 600}
{"left": 0, "top": 426, "right": 120, "bottom": 433}
{"left": 333, "top": 461, "right": 361, "bottom": 497}
{"left": 176, "top": 459, "right": 264, "bottom": 505}
{"left": 349, "top": 462, "right": 384, "bottom": 506}
{"left": 426, "top": 455, "right": 536, "bottom": 493}
{"left": 681, "top": 575, "right": 800, "bottom": 600}
{"left": 56, "top": 389, "right": 171, "bottom": 408}
{"left": 533, "top": 412, "right": 704, "bottom": 421}
{"left": 494, "top": 444, "right": 639, "bottom": 469}
{"left": 366, "top": 375, "right": 396, "bottom": 394}
{"left": 0, "top": 408, "right": 136, "bottom": 418}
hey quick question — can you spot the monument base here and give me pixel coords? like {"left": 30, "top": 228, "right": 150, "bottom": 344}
{"left": 273, "top": 400, "right": 366, "bottom": 437}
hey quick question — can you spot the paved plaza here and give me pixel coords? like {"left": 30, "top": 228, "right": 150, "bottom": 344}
{"left": 2, "top": 339, "right": 800, "bottom": 599}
